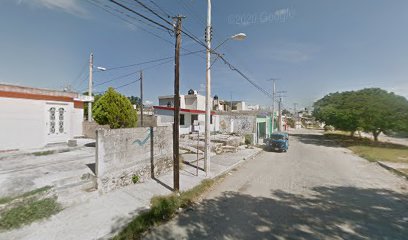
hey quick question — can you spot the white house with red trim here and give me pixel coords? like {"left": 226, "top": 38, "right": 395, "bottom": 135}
{"left": 154, "top": 90, "right": 220, "bottom": 135}
{"left": 0, "top": 84, "right": 89, "bottom": 151}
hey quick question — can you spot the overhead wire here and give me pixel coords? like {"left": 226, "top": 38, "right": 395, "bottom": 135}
{"left": 103, "top": 49, "right": 204, "bottom": 71}
{"left": 89, "top": 0, "right": 273, "bottom": 99}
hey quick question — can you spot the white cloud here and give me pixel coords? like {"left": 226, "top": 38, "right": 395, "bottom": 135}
{"left": 17, "top": 0, "right": 86, "bottom": 16}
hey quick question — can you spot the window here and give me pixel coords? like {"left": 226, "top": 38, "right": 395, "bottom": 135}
{"left": 210, "top": 115, "right": 213, "bottom": 124}
{"left": 180, "top": 114, "right": 185, "bottom": 125}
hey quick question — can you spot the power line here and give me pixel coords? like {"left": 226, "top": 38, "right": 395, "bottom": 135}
{"left": 149, "top": 0, "right": 172, "bottom": 18}
{"left": 88, "top": 58, "right": 173, "bottom": 91}
{"left": 109, "top": 0, "right": 173, "bottom": 32}
{"left": 90, "top": 0, "right": 273, "bottom": 100}
{"left": 103, "top": 49, "right": 204, "bottom": 71}
{"left": 87, "top": 0, "right": 206, "bottom": 59}
{"left": 176, "top": 0, "right": 207, "bottom": 27}
{"left": 132, "top": 0, "right": 174, "bottom": 26}
{"left": 69, "top": 61, "right": 88, "bottom": 88}
{"left": 114, "top": 78, "right": 140, "bottom": 90}
{"left": 88, "top": 0, "right": 168, "bottom": 33}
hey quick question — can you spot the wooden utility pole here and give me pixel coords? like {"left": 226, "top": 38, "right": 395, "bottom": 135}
{"left": 173, "top": 16, "right": 183, "bottom": 191}
{"left": 140, "top": 71, "right": 144, "bottom": 127}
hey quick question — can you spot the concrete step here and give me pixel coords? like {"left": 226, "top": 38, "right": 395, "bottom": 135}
{"left": 55, "top": 178, "right": 98, "bottom": 207}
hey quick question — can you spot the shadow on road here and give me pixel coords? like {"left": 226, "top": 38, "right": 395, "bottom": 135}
{"left": 291, "top": 132, "right": 408, "bottom": 150}
{"left": 144, "top": 186, "right": 408, "bottom": 240}
{"left": 290, "top": 133, "right": 344, "bottom": 148}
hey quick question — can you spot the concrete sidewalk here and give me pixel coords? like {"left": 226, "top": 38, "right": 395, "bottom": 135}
{"left": 0, "top": 147, "right": 262, "bottom": 240}
{"left": 0, "top": 139, "right": 96, "bottom": 198}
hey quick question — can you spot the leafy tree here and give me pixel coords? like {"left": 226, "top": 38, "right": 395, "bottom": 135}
{"left": 92, "top": 88, "right": 138, "bottom": 129}
{"left": 313, "top": 91, "right": 362, "bottom": 136}
{"left": 313, "top": 88, "right": 408, "bottom": 141}
{"left": 356, "top": 88, "right": 408, "bottom": 141}
{"left": 286, "top": 117, "right": 295, "bottom": 128}
{"left": 282, "top": 109, "right": 292, "bottom": 116}
{"left": 128, "top": 96, "right": 142, "bottom": 109}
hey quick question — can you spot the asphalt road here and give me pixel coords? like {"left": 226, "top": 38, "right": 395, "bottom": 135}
{"left": 144, "top": 129, "right": 408, "bottom": 240}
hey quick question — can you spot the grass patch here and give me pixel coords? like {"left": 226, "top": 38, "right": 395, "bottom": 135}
{"left": 0, "top": 197, "right": 61, "bottom": 230}
{"left": 0, "top": 186, "right": 52, "bottom": 205}
{"left": 33, "top": 150, "right": 55, "bottom": 156}
{"left": 324, "top": 133, "right": 408, "bottom": 163}
{"left": 114, "top": 178, "right": 217, "bottom": 240}
{"left": 349, "top": 146, "right": 408, "bottom": 163}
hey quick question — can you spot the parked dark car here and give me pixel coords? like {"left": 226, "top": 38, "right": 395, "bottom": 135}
{"left": 265, "top": 132, "right": 289, "bottom": 152}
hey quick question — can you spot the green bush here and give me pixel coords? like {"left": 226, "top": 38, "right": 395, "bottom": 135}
{"left": 93, "top": 88, "right": 138, "bottom": 129}
{"left": 132, "top": 175, "right": 139, "bottom": 184}
{"left": 244, "top": 134, "right": 252, "bottom": 145}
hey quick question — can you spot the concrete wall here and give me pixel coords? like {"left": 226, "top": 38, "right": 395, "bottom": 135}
{"left": 0, "top": 97, "right": 83, "bottom": 150}
{"left": 95, "top": 126, "right": 173, "bottom": 193}
{"left": 218, "top": 114, "right": 256, "bottom": 135}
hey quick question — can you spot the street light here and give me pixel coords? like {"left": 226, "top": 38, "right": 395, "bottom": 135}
{"left": 203, "top": 30, "right": 247, "bottom": 176}
{"left": 96, "top": 66, "right": 107, "bottom": 71}
{"left": 213, "top": 33, "right": 247, "bottom": 51}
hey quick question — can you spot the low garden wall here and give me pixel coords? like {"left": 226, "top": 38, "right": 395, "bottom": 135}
{"left": 95, "top": 126, "right": 173, "bottom": 193}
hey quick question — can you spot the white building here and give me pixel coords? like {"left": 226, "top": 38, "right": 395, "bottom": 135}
{"left": 154, "top": 90, "right": 219, "bottom": 135}
{"left": 0, "top": 84, "right": 88, "bottom": 150}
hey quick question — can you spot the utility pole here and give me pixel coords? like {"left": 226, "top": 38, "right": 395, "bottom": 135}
{"left": 294, "top": 103, "right": 298, "bottom": 128}
{"left": 278, "top": 97, "right": 282, "bottom": 131}
{"left": 204, "top": 0, "right": 212, "bottom": 175}
{"left": 88, "top": 53, "right": 94, "bottom": 122}
{"left": 140, "top": 71, "right": 144, "bottom": 127}
{"left": 267, "top": 78, "right": 278, "bottom": 135}
{"left": 173, "top": 16, "right": 183, "bottom": 191}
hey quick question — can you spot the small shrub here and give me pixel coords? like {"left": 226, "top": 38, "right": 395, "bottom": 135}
{"left": 244, "top": 134, "right": 252, "bottom": 145}
{"left": 132, "top": 175, "right": 139, "bottom": 184}
{"left": 324, "top": 125, "right": 335, "bottom": 132}
{"left": 33, "top": 150, "right": 54, "bottom": 156}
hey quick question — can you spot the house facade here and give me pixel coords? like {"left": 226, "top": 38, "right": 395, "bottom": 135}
{"left": 154, "top": 90, "right": 219, "bottom": 135}
{"left": 0, "top": 84, "right": 88, "bottom": 150}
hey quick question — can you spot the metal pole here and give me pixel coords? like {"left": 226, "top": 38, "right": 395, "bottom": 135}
{"left": 88, "top": 53, "right": 93, "bottom": 122}
{"left": 197, "top": 129, "right": 199, "bottom": 176}
{"left": 140, "top": 71, "right": 144, "bottom": 127}
{"left": 271, "top": 79, "right": 276, "bottom": 134}
{"left": 204, "top": 0, "right": 212, "bottom": 175}
{"left": 173, "top": 16, "right": 183, "bottom": 191}
{"left": 278, "top": 97, "right": 282, "bottom": 131}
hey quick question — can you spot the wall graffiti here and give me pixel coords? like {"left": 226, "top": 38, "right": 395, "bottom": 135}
{"left": 132, "top": 129, "right": 151, "bottom": 146}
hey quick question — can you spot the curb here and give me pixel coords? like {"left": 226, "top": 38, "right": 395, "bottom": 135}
{"left": 0, "top": 146, "right": 84, "bottom": 160}
{"left": 213, "top": 148, "right": 263, "bottom": 179}
{"left": 377, "top": 161, "right": 408, "bottom": 180}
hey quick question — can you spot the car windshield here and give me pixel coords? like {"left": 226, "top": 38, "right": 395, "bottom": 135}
{"left": 270, "top": 135, "right": 284, "bottom": 140}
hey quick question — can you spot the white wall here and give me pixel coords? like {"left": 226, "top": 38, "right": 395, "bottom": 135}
{"left": 0, "top": 97, "right": 82, "bottom": 150}
{"left": 0, "top": 97, "right": 46, "bottom": 150}
{"left": 72, "top": 108, "right": 84, "bottom": 137}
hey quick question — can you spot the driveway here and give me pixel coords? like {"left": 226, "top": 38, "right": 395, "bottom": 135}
{"left": 144, "top": 129, "right": 408, "bottom": 240}
{"left": 0, "top": 143, "right": 95, "bottom": 197}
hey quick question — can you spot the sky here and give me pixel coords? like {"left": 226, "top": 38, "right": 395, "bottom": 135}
{"left": 1, "top": 0, "right": 408, "bottom": 110}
